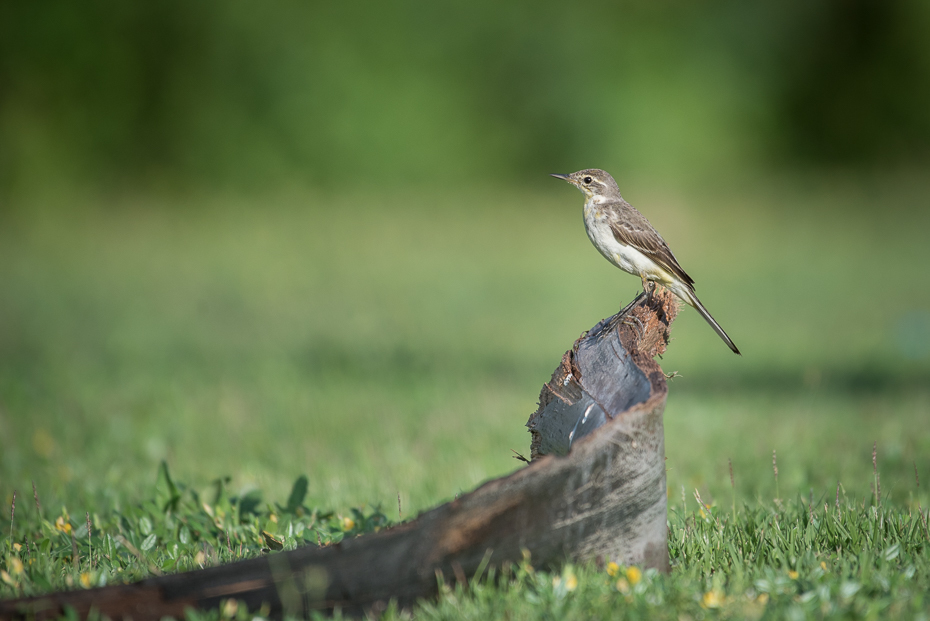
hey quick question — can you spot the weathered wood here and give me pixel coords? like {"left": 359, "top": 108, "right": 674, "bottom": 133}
{"left": 0, "top": 289, "right": 678, "bottom": 620}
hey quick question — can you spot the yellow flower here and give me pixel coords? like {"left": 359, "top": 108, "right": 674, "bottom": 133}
{"left": 341, "top": 516, "right": 355, "bottom": 531}
{"left": 55, "top": 516, "right": 72, "bottom": 534}
{"left": 820, "top": 561, "right": 827, "bottom": 571}
{"left": 269, "top": 513, "right": 278, "bottom": 524}
{"left": 8, "top": 558, "right": 24, "bottom": 575}
{"left": 222, "top": 598, "right": 238, "bottom": 618}
{"left": 553, "top": 570, "right": 578, "bottom": 592}
{"left": 80, "top": 573, "right": 92, "bottom": 588}
{"left": 702, "top": 589, "right": 724, "bottom": 608}
{"left": 606, "top": 562, "right": 620, "bottom": 577}
{"left": 757, "top": 593, "right": 769, "bottom": 605}
{"left": 12, "top": 543, "right": 22, "bottom": 552}
{"left": 626, "top": 566, "right": 642, "bottom": 585}
{"left": 616, "top": 578, "right": 630, "bottom": 594}
{"left": 788, "top": 570, "right": 799, "bottom": 580}
{"left": 0, "top": 570, "right": 15, "bottom": 587}
{"left": 564, "top": 573, "right": 578, "bottom": 591}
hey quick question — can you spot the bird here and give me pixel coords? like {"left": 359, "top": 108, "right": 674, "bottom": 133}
{"left": 551, "top": 168, "right": 741, "bottom": 355}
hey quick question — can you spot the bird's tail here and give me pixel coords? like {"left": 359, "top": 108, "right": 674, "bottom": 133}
{"left": 676, "top": 286, "right": 741, "bottom": 355}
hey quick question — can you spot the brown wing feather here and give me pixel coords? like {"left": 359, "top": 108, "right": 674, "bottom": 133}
{"left": 607, "top": 203, "right": 695, "bottom": 288}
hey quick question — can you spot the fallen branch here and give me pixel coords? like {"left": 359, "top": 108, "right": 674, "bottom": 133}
{"left": 1, "top": 289, "right": 678, "bottom": 619}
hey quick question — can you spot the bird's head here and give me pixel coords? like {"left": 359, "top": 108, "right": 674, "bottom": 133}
{"left": 550, "top": 169, "right": 620, "bottom": 200}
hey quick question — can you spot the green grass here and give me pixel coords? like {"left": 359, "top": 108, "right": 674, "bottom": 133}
{"left": 1, "top": 173, "right": 929, "bottom": 617}
{"left": 2, "top": 465, "right": 928, "bottom": 619}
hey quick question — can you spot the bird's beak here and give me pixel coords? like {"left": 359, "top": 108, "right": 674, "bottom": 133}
{"left": 550, "top": 173, "right": 572, "bottom": 182}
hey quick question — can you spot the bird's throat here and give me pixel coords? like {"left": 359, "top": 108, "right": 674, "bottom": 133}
{"left": 583, "top": 196, "right": 607, "bottom": 220}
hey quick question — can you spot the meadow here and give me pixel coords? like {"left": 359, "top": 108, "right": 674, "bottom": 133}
{"left": 1, "top": 172, "right": 929, "bottom": 617}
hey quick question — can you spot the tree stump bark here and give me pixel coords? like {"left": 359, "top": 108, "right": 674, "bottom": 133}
{"left": 0, "top": 290, "right": 678, "bottom": 620}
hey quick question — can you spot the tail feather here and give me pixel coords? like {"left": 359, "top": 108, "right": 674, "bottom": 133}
{"left": 678, "top": 287, "right": 741, "bottom": 355}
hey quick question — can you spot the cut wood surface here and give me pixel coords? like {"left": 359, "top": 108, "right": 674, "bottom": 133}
{"left": 0, "top": 290, "right": 678, "bottom": 620}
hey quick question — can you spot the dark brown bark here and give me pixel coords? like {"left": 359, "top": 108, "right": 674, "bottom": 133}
{"left": 0, "top": 290, "right": 678, "bottom": 620}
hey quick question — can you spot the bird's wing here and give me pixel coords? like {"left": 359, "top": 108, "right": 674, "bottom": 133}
{"left": 607, "top": 202, "right": 695, "bottom": 288}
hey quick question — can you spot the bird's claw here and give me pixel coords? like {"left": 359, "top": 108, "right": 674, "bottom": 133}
{"left": 643, "top": 280, "right": 656, "bottom": 305}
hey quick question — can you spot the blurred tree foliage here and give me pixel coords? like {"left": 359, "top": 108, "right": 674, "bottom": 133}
{"left": 773, "top": 0, "right": 930, "bottom": 164}
{"left": 1, "top": 0, "right": 928, "bottom": 197}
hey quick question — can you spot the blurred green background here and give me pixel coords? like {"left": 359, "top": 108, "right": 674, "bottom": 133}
{"left": 1, "top": 0, "right": 929, "bottom": 515}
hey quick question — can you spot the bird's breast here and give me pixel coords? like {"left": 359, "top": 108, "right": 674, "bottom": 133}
{"left": 582, "top": 206, "right": 670, "bottom": 282}
{"left": 583, "top": 208, "right": 620, "bottom": 262}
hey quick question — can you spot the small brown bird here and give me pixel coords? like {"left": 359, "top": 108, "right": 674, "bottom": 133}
{"left": 552, "top": 168, "right": 740, "bottom": 355}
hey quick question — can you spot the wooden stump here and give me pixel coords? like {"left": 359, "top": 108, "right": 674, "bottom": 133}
{"left": 0, "top": 290, "right": 678, "bottom": 620}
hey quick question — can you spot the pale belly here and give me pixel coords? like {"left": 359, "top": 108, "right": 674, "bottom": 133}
{"left": 584, "top": 209, "right": 674, "bottom": 285}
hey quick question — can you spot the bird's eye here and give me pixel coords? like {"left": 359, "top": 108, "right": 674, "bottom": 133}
{"left": 583, "top": 176, "right": 593, "bottom": 184}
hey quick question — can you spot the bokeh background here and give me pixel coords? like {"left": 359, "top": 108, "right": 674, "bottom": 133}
{"left": 1, "top": 0, "right": 929, "bottom": 514}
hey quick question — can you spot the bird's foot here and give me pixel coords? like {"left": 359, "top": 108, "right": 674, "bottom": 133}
{"left": 642, "top": 279, "right": 656, "bottom": 305}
